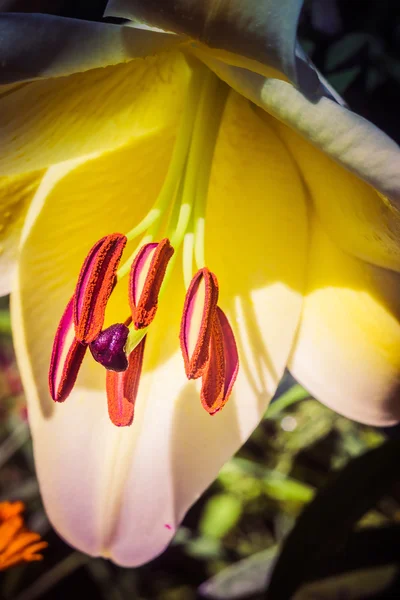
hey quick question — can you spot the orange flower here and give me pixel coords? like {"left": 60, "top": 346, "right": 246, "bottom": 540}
{"left": 0, "top": 501, "right": 47, "bottom": 571}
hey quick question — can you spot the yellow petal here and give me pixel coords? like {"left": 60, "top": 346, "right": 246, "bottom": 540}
{"left": 269, "top": 116, "right": 400, "bottom": 272}
{"left": 112, "top": 91, "right": 309, "bottom": 565}
{"left": 199, "top": 56, "right": 400, "bottom": 207}
{"left": 0, "top": 170, "right": 43, "bottom": 295}
{"left": 0, "top": 50, "right": 190, "bottom": 176}
{"left": 289, "top": 217, "right": 400, "bottom": 426}
{"left": 205, "top": 89, "right": 308, "bottom": 416}
{"left": 12, "top": 88, "right": 308, "bottom": 565}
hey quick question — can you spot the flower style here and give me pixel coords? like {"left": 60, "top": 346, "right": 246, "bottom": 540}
{"left": 1, "top": 1, "right": 400, "bottom": 567}
{"left": 0, "top": 501, "right": 47, "bottom": 570}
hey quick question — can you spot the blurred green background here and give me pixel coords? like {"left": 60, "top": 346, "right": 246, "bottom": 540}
{"left": 1, "top": 1, "right": 400, "bottom": 598}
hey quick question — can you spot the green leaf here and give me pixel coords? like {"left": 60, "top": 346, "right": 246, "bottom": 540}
{"left": 325, "top": 33, "right": 369, "bottom": 70}
{"left": 199, "top": 546, "right": 278, "bottom": 599}
{"left": 221, "top": 459, "right": 314, "bottom": 505}
{"left": 199, "top": 494, "right": 242, "bottom": 540}
{"left": 265, "top": 440, "right": 400, "bottom": 599}
{"left": 327, "top": 66, "right": 361, "bottom": 94}
{"left": 186, "top": 537, "right": 224, "bottom": 560}
{"left": 265, "top": 384, "right": 309, "bottom": 419}
{"left": 292, "top": 526, "right": 400, "bottom": 597}
{"left": 294, "top": 564, "right": 399, "bottom": 600}
{"left": 0, "top": 309, "right": 11, "bottom": 334}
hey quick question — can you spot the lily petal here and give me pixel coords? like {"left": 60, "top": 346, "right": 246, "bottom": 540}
{"left": 0, "top": 170, "right": 43, "bottom": 295}
{"left": 289, "top": 217, "right": 400, "bottom": 426}
{"left": 0, "top": 14, "right": 181, "bottom": 84}
{"left": 105, "top": 0, "right": 306, "bottom": 88}
{"left": 0, "top": 50, "right": 190, "bottom": 176}
{"left": 205, "top": 89, "right": 308, "bottom": 410}
{"left": 199, "top": 57, "right": 400, "bottom": 207}
{"left": 269, "top": 116, "right": 400, "bottom": 273}
{"left": 12, "top": 87, "right": 307, "bottom": 565}
{"left": 110, "top": 92, "right": 309, "bottom": 565}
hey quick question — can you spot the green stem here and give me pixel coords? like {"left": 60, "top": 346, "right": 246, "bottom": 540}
{"left": 265, "top": 384, "right": 310, "bottom": 419}
{"left": 14, "top": 553, "right": 89, "bottom": 600}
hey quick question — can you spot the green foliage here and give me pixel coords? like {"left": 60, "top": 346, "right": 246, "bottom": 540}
{"left": 266, "top": 440, "right": 400, "bottom": 598}
{"left": 325, "top": 33, "right": 370, "bottom": 70}
{"left": 199, "top": 546, "right": 278, "bottom": 599}
{"left": 199, "top": 494, "right": 243, "bottom": 540}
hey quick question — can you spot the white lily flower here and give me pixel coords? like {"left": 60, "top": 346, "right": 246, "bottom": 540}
{"left": 0, "top": 2, "right": 399, "bottom": 567}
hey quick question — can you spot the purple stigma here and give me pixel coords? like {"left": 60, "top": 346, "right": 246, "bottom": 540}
{"left": 89, "top": 323, "right": 129, "bottom": 372}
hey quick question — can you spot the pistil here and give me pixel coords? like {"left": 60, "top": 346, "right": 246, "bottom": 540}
{"left": 89, "top": 323, "right": 129, "bottom": 372}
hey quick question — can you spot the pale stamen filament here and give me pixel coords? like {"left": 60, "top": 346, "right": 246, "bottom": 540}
{"left": 193, "top": 75, "right": 229, "bottom": 271}
{"left": 117, "top": 62, "right": 206, "bottom": 279}
{"left": 120, "top": 63, "right": 229, "bottom": 353}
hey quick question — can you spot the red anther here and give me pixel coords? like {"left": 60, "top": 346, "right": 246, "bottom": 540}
{"left": 179, "top": 268, "right": 219, "bottom": 379}
{"left": 106, "top": 336, "right": 146, "bottom": 427}
{"left": 129, "top": 238, "right": 174, "bottom": 329}
{"left": 49, "top": 297, "right": 87, "bottom": 402}
{"left": 74, "top": 233, "right": 127, "bottom": 343}
{"left": 201, "top": 307, "right": 239, "bottom": 415}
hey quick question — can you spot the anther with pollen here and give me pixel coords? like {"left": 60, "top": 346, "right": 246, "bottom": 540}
{"left": 201, "top": 306, "right": 239, "bottom": 415}
{"left": 49, "top": 296, "right": 87, "bottom": 403}
{"left": 74, "top": 233, "right": 126, "bottom": 343}
{"left": 179, "top": 267, "right": 219, "bottom": 380}
{"left": 129, "top": 238, "right": 174, "bottom": 329}
{"left": 49, "top": 233, "right": 127, "bottom": 403}
{"left": 49, "top": 234, "right": 174, "bottom": 427}
{"left": 180, "top": 269, "right": 239, "bottom": 415}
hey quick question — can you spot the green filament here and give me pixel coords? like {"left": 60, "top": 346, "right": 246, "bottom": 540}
{"left": 122, "top": 64, "right": 228, "bottom": 352}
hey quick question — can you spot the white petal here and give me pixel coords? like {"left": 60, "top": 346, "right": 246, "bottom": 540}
{"left": 12, "top": 90, "right": 308, "bottom": 565}
{"left": 199, "top": 56, "right": 400, "bottom": 207}
{"left": 0, "top": 13, "right": 181, "bottom": 84}
{"left": 105, "top": 0, "right": 306, "bottom": 88}
{"left": 267, "top": 114, "right": 400, "bottom": 273}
